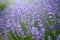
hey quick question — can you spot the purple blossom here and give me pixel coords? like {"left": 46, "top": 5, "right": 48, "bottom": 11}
{"left": 0, "top": 0, "right": 60, "bottom": 40}
{"left": 57, "top": 34, "right": 60, "bottom": 40}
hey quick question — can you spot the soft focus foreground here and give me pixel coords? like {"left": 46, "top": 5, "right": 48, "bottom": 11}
{"left": 0, "top": 0, "right": 60, "bottom": 40}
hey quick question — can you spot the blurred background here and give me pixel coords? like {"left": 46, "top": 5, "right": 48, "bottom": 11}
{"left": 0, "top": 0, "right": 60, "bottom": 40}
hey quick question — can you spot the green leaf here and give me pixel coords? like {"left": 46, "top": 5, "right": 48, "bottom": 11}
{"left": 50, "top": 32, "right": 56, "bottom": 40}
{"left": 24, "top": 33, "right": 35, "bottom": 40}
{"left": 47, "top": 17, "right": 53, "bottom": 25}
{"left": 55, "top": 14, "right": 60, "bottom": 19}
{"left": 24, "top": 36, "right": 32, "bottom": 40}
{"left": 34, "top": 20, "right": 38, "bottom": 27}
{"left": 21, "top": 22, "right": 27, "bottom": 32}
{"left": 34, "top": 20, "right": 40, "bottom": 30}
{"left": 8, "top": 29, "right": 17, "bottom": 40}
{"left": 16, "top": 35, "right": 24, "bottom": 40}
{"left": 44, "top": 26, "right": 52, "bottom": 40}
{"left": 45, "top": 31, "right": 49, "bottom": 40}
{"left": 0, "top": 3, "right": 6, "bottom": 11}
{"left": 56, "top": 29, "right": 60, "bottom": 35}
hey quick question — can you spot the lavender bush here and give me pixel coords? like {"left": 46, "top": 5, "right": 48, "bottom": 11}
{"left": 0, "top": 0, "right": 60, "bottom": 40}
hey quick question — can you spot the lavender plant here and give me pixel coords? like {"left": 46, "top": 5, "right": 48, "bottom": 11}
{"left": 0, "top": 0, "right": 60, "bottom": 40}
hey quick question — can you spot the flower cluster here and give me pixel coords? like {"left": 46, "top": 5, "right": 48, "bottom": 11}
{"left": 0, "top": 0, "right": 60, "bottom": 40}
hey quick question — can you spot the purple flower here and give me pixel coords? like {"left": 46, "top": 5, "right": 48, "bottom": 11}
{"left": 0, "top": 0, "right": 60, "bottom": 39}
{"left": 57, "top": 34, "right": 60, "bottom": 40}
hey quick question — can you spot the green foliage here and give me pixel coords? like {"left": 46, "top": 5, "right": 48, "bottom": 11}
{"left": 47, "top": 17, "right": 53, "bottom": 25}
{"left": 16, "top": 35, "right": 24, "bottom": 40}
{"left": 8, "top": 28, "right": 24, "bottom": 40}
{"left": 0, "top": 34, "right": 6, "bottom": 40}
{"left": 50, "top": 32, "right": 56, "bottom": 40}
{"left": 45, "top": 29, "right": 57, "bottom": 40}
{"left": 0, "top": 3, "right": 6, "bottom": 11}
{"left": 21, "top": 22, "right": 27, "bottom": 32}
{"left": 24, "top": 33, "right": 36, "bottom": 40}
{"left": 44, "top": 26, "right": 51, "bottom": 40}
{"left": 34, "top": 20, "right": 38, "bottom": 27}
{"left": 44, "top": 16, "right": 60, "bottom": 40}
{"left": 45, "top": 31, "right": 49, "bottom": 40}
{"left": 44, "top": 17, "right": 57, "bottom": 40}
{"left": 6, "top": 31, "right": 57, "bottom": 40}
{"left": 7, "top": 30, "right": 35, "bottom": 40}
{"left": 56, "top": 29, "right": 60, "bottom": 35}
{"left": 55, "top": 14, "right": 60, "bottom": 19}
{"left": 24, "top": 35, "right": 32, "bottom": 40}
{"left": 34, "top": 20, "right": 40, "bottom": 30}
{"left": 8, "top": 30, "right": 17, "bottom": 40}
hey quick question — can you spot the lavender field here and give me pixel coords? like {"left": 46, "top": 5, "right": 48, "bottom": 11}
{"left": 0, "top": 0, "right": 60, "bottom": 40}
